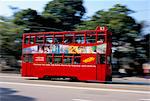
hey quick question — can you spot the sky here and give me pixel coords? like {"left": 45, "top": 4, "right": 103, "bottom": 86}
{"left": 0, "top": 0, "right": 149, "bottom": 33}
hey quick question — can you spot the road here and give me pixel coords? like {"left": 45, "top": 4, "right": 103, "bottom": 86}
{"left": 0, "top": 73, "right": 150, "bottom": 101}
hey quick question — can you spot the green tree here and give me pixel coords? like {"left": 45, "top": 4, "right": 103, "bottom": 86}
{"left": 77, "top": 4, "right": 141, "bottom": 39}
{"left": 42, "top": 0, "right": 86, "bottom": 30}
{"left": 13, "top": 8, "right": 43, "bottom": 32}
{"left": 0, "top": 17, "right": 23, "bottom": 59}
{"left": 129, "top": 34, "right": 150, "bottom": 75}
{"left": 13, "top": 0, "right": 85, "bottom": 32}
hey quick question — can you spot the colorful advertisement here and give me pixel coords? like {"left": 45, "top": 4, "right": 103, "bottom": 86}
{"left": 81, "top": 54, "right": 96, "bottom": 64}
{"left": 23, "top": 44, "right": 106, "bottom": 54}
{"left": 82, "top": 57, "right": 95, "bottom": 63}
{"left": 23, "top": 45, "right": 38, "bottom": 53}
{"left": 97, "top": 44, "right": 106, "bottom": 54}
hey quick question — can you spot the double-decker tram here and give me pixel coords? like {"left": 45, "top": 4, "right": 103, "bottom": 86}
{"left": 22, "top": 26, "right": 112, "bottom": 82}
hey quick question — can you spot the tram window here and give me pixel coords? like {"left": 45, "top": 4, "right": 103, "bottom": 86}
{"left": 45, "top": 35, "right": 53, "bottom": 43}
{"left": 28, "top": 55, "right": 33, "bottom": 62}
{"left": 64, "top": 57, "right": 72, "bottom": 64}
{"left": 30, "top": 36, "right": 35, "bottom": 44}
{"left": 64, "top": 34, "right": 74, "bottom": 44}
{"left": 54, "top": 54, "right": 62, "bottom": 64}
{"left": 36, "top": 35, "right": 44, "bottom": 44}
{"left": 64, "top": 54, "right": 73, "bottom": 64}
{"left": 97, "top": 32, "right": 105, "bottom": 43}
{"left": 46, "top": 37, "right": 53, "bottom": 43}
{"left": 74, "top": 54, "right": 81, "bottom": 64}
{"left": 23, "top": 54, "right": 33, "bottom": 63}
{"left": 86, "top": 35, "right": 96, "bottom": 43}
{"left": 100, "top": 54, "right": 105, "bottom": 64}
{"left": 75, "top": 34, "right": 84, "bottom": 44}
{"left": 24, "top": 36, "right": 29, "bottom": 44}
{"left": 47, "top": 54, "right": 52, "bottom": 64}
{"left": 23, "top": 55, "right": 28, "bottom": 62}
{"left": 54, "top": 57, "right": 62, "bottom": 64}
{"left": 54, "top": 34, "right": 63, "bottom": 43}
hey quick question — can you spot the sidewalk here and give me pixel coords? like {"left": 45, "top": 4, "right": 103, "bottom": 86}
{"left": 112, "top": 76, "right": 150, "bottom": 85}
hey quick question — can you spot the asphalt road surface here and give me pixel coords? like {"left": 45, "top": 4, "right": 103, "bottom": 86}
{"left": 0, "top": 73, "right": 150, "bottom": 101}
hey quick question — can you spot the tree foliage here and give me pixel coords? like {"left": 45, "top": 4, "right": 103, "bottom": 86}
{"left": 43, "top": 0, "right": 85, "bottom": 30}
{"left": 13, "top": 0, "right": 85, "bottom": 32}
{"left": 77, "top": 4, "right": 141, "bottom": 40}
{"left": 13, "top": 8, "right": 44, "bottom": 32}
{"left": 0, "top": 17, "right": 23, "bottom": 59}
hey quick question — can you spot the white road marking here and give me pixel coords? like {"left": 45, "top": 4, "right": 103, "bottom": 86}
{"left": 72, "top": 99, "right": 91, "bottom": 101}
{"left": 0, "top": 81, "right": 149, "bottom": 94}
{"left": 0, "top": 75, "right": 37, "bottom": 79}
{"left": 0, "top": 75, "right": 22, "bottom": 78}
{"left": 140, "top": 99, "right": 150, "bottom": 101}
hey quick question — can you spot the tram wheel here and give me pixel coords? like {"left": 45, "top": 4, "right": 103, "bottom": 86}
{"left": 70, "top": 77, "right": 78, "bottom": 82}
{"left": 106, "top": 76, "right": 112, "bottom": 81}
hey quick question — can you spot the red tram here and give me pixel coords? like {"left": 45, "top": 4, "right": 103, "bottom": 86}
{"left": 22, "top": 26, "right": 112, "bottom": 81}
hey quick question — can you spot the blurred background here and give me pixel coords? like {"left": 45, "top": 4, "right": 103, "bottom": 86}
{"left": 0, "top": 0, "right": 149, "bottom": 77}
